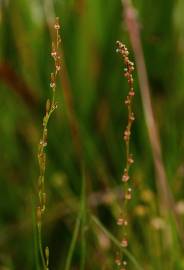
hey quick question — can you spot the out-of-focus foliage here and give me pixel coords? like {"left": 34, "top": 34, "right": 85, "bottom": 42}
{"left": 0, "top": 0, "right": 184, "bottom": 269}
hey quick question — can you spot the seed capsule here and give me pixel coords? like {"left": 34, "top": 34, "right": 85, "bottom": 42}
{"left": 129, "top": 113, "right": 135, "bottom": 121}
{"left": 117, "top": 216, "right": 124, "bottom": 225}
{"left": 124, "top": 129, "right": 131, "bottom": 141}
{"left": 56, "top": 64, "right": 61, "bottom": 71}
{"left": 121, "top": 238, "right": 128, "bottom": 248}
{"left": 125, "top": 188, "right": 132, "bottom": 200}
{"left": 122, "top": 169, "right": 129, "bottom": 182}
{"left": 129, "top": 90, "right": 135, "bottom": 96}
{"left": 125, "top": 96, "right": 130, "bottom": 105}
{"left": 115, "top": 257, "right": 121, "bottom": 266}
{"left": 117, "top": 216, "right": 128, "bottom": 227}
{"left": 128, "top": 155, "right": 134, "bottom": 164}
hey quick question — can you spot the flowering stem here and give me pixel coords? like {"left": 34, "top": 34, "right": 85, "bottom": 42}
{"left": 36, "top": 17, "right": 61, "bottom": 269}
{"left": 115, "top": 41, "right": 136, "bottom": 269}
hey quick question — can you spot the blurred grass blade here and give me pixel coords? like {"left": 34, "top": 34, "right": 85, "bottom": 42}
{"left": 91, "top": 215, "right": 143, "bottom": 270}
{"left": 80, "top": 166, "right": 87, "bottom": 270}
{"left": 64, "top": 213, "right": 81, "bottom": 270}
{"left": 65, "top": 166, "right": 86, "bottom": 270}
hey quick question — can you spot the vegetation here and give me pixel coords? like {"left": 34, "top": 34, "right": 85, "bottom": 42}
{"left": 0, "top": 0, "right": 184, "bottom": 269}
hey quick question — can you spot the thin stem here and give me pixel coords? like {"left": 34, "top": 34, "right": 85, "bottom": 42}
{"left": 115, "top": 41, "right": 136, "bottom": 267}
{"left": 64, "top": 215, "right": 81, "bottom": 270}
{"left": 37, "top": 224, "right": 47, "bottom": 270}
{"left": 36, "top": 17, "right": 61, "bottom": 270}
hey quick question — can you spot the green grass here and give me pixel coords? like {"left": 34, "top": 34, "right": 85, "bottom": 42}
{"left": 0, "top": 0, "right": 184, "bottom": 269}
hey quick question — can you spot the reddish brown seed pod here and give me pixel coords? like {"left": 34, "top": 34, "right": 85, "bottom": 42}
{"left": 122, "top": 171, "right": 130, "bottom": 182}
{"left": 121, "top": 238, "right": 128, "bottom": 248}
{"left": 129, "top": 90, "right": 135, "bottom": 96}
{"left": 125, "top": 188, "right": 132, "bottom": 200}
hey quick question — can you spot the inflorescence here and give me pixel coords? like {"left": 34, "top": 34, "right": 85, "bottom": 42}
{"left": 36, "top": 17, "right": 61, "bottom": 270}
{"left": 115, "top": 41, "right": 135, "bottom": 270}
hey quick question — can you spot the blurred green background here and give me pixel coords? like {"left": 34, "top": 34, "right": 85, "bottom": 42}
{"left": 1, "top": 0, "right": 184, "bottom": 269}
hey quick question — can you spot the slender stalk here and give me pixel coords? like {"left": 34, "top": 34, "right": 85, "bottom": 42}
{"left": 80, "top": 167, "right": 87, "bottom": 270}
{"left": 64, "top": 167, "right": 86, "bottom": 270}
{"left": 115, "top": 42, "right": 136, "bottom": 268}
{"left": 36, "top": 17, "right": 62, "bottom": 269}
{"left": 122, "top": 0, "right": 184, "bottom": 247}
{"left": 65, "top": 214, "right": 81, "bottom": 270}
{"left": 38, "top": 224, "right": 47, "bottom": 269}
